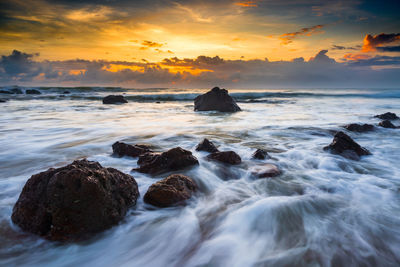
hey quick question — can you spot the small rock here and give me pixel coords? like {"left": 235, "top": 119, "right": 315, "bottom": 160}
{"left": 378, "top": 120, "right": 397, "bottom": 129}
{"left": 207, "top": 151, "right": 241, "bottom": 165}
{"left": 252, "top": 149, "right": 269, "bottom": 160}
{"left": 11, "top": 159, "right": 139, "bottom": 241}
{"left": 102, "top": 95, "right": 128, "bottom": 104}
{"left": 374, "top": 112, "right": 399, "bottom": 120}
{"left": 251, "top": 164, "right": 281, "bottom": 178}
{"left": 144, "top": 174, "right": 197, "bottom": 207}
{"left": 196, "top": 138, "right": 219, "bottom": 153}
{"left": 63, "top": 91, "right": 71, "bottom": 94}
{"left": 0, "top": 90, "right": 12, "bottom": 94}
{"left": 323, "top": 131, "right": 371, "bottom": 160}
{"left": 343, "top": 123, "right": 374, "bottom": 132}
{"left": 0, "top": 99, "right": 7, "bottom": 103}
{"left": 26, "top": 89, "right": 41, "bottom": 94}
{"left": 134, "top": 147, "right": 199, "bottom": 174}
{"left": 194, "top": 87, "right": 241, "bottom": 112}
{"left": 112, "top": 141, "right": 151, "bottom": 158}
{"left": 10, "top": 88, "right": 23, "bottom": 94}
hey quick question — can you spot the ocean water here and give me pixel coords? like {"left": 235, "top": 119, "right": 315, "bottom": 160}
{"left": 0, "top": 87, "right": 400, "bottom": 267}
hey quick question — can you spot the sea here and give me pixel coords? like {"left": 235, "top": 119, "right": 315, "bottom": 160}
{"left": 0, "top": 87, "right": 399, "bottom": 266}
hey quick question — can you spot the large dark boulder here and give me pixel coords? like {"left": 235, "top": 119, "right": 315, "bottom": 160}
{"left": 112, "top": 141, "right": 151, "bottom": 158}
{"left": 378, "top": 120, "right": 397, "bottom": 129}
{"left": 133, "top": 147, "right": 199, "bottom": 174}
{"left": 11, "top": 159, "right": 139, "bottom": 241}
{"left": 252, "top": 149, "right": 270, "bottom": 160}
{"left": 194, "top": 87, "right": 241, "bottom": 112}
{"left": 374, "top": 112, "right": 399, "bottom": 120}
{"left": 103, "top": 95, "right": 128, "bottom": 104}
{"left": 343, "top": 123, "right": 374, "bottom": 133}
{"left": 323, "top": 131, "right": 371, "bottom": 160}
{"left": 196, "top": 138, "right": 219, "bottom": 153}
{"left": 251, "top": 164, "right": 281, "bottom": 178}
{"left": 207, "top": 151, "right": 241, "bottom": 165}
{"left": 26, "top": 89, "right": 41, "bottom": 94}
{"left": 144, "top": 174, "right": 197, "bottom": 207}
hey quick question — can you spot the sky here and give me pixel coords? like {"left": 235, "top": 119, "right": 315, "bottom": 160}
{"left": 0, "top": 0, "right": 399, "bottom": 88}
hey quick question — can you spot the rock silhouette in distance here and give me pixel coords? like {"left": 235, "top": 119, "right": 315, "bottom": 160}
{"left": 103, "top": 95, "right": 128, "bottom": 104}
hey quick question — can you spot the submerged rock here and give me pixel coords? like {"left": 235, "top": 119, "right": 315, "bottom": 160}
{"left": 11, "top": 159, "right": 139, "bottom": 241}
{"left": 195, "top": 138, "right": 219, "bottom": 153}
{"left": 378, "top": 120, "right": 397, "bottom": 129}
{"left": 374, "top": 112, "right": 399, "bottom": 120}
{"left": 251, "top": 163, "right": 281, "bottom": 178}
{"left": 102, "top": 95, "right": 128, "bottom": 104}
{"left": 112, "top": 141, "right": 151, "bottom": 158}
{"left": 134, "top": 147, "right": 199, "bottom": 174}
{"left": 323, "top": 131, "right": 371, "bottom": 160}
{"left": 343, "top": 123, "right": 374, "bottom": 133}
{"left": 26, "top": 89, "right": 41, "bottom": 94}
{"left": 194, "top": 87, "right": 241, "bottom": 112}
{"left": 252, "top": 149, "right": 270, "bottom": 160}
{"left": 144, "top": 174, "right": 197, "bottom": 207}
{"left": 207, "top": 151, "right": 241, "bottom": 165}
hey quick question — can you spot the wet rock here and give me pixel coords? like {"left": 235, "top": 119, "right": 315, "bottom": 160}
{"left": 378, "top": 120, "right": 397, "bottom": 129}
{"left": 112, "top": 141, "right": 151, "bottom": 158}
{"left": 196, "top": 138, "right": 219, "bottom": 153}
{"left": 102, "top": 95, "right": 128, "bottom": 104}
{"left": 144, "top": 174, "right": 197, "bottom": 207}
{"left": 323, "top": 131, "right": 371, "bottom": 160}
{"left": 207, "top": 151, "right": 241, "bottom": 165}
{"left": 251, "top": 164, "right": 281, "bottom": 178}
{"left": 0, "top": 99, "right": 7, "bottom": 103}
{"left": 252, "top": 149, "right": 270, "bottom": 160}
{"left": 194, "top": 87, "right": 241, "bottom": 112}
{"left": 0, "top": 90, "right": 12, "bottom": 94}
{"left": 10, "top": 88, "right": 23, "bottom": 94}
{"left": 134, "top": 147, "right": 199, "bottom": 174}
{"left": 374, "top": 112, "right": 399, "bottom": 120}
{"left": 343, "top": 123, "right": 374, "bottom": 132}
{"left": 26, "top": 89, "right": 41, "bottom": 94}
{"left": 11, "top": 159, "right": 139, "bottom": 241}
{"left": 63, "top": 91, "right": 71, "bottom": 94}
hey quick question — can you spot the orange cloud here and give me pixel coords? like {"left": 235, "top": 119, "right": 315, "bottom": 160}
{"left": 279, "top": 25, "right": 325, "bottom": 45}
{"left": 235, "top": 1, "right": 258, "bottom": 7}
{"left": 343, "top": 53, "right": 371, "bottom": 61}
{"left": 362, "top": 33, "right": 400, "bottom": 52}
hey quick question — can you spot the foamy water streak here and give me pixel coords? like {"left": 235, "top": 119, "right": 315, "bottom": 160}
{"left": 0, "top": 87, "right": 399, "bottom": 266}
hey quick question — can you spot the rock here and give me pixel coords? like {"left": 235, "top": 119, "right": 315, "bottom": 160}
{"left": 11, "top": 159, "right": 139, "bottom": 241}
{"left": 112, "top": 141, "right": 151, "bottom": 158}
{"left": 343, "top": 123, "right": 374, "bottom": 132}
{"left": 195, "top": 138, "right": 219, "bottom": 153}
{"left": 102, "top": 95, "right": 128, "bottom": 104}
{"left": 374, "top": 112, "right": 399, "bottom": 120}
{"left": 0, "top": 90, "right": 12, "bottom": 94}
{"left": 251, "top": 164, "right": 281, "bottom": 178}
{"left": 252, "top": 149, "right": 269, "bottom": 160}
{"left": 194, "top": 87, "right": 241, "bottom": 112}
{"left": 26, "top": 89, "right": 41, "bottom": 94}
{"left": 144, "top": 174, "right": 197, "bottom": 207}
{"left": 378, "top": 120, "right": 397, "bottom": 129}
{"left": 207, "top": 151, "right": 241, "bottom": 165}
{"left": 10, "top": 88, "right": 23, "bottom": 94}
{"left": 323, "top": 131, "right": 371, "bottom": 160}
{"left": 63, "top": 91, "right": 71, "bottom": 94}
{"left": 134, "top": 147, "right": 199, "bottom": 174}
{"left": 0, "top": 99, "right": 7, "bottom": 103}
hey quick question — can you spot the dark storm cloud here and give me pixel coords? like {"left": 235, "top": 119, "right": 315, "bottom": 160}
{"left": 376, "top": 46, "right": 400, "bottom": 52}
{"left": 362, "top": 33, "right": 400, "bottom": 52}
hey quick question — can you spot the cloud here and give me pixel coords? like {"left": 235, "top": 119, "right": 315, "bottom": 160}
{"left": 235, "top": 1, "right": 259, "bottom": 7}
{"left": 1, "top": 49, "right": 399, "bottom": 88}
{"left": 331, "top": 45, "right": 361, "bottom": 50}
{"left": 279, "top": 25, "right": 325, "bottom": 45}
{"left": 362, "top": 33, "right": 400, "bottom": 52}
{"left": 342, "top": 53, "right": 371, "bottom": 61}
{"left": 377, "top": 46, "right": 400, "bottom": 52}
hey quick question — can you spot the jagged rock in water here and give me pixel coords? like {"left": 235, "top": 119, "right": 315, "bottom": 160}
{"left": 252, "top": 149, "right": 270, "bottom": 160}
{"left": 207, "top": 151, "right": 241, "bottom": 165}
{"left": 133, "top": 147, "right": 199, "bottom": 174}
{"left": 26, "top": 89, "right": 41, "bottom": 94}
{"left": 323, "top": 131, "right": 371, "bottom": 160}
{"left": 11, "top": 159, "right": 139, "bottom": 241}
{"left": 378, "top": 120, "right": 397, "bottom": 129}
{"left": 343, "top": 123, "right": 374, "bottom": 132}
{"left": 196, "top": 138, "right": 219, "bottom": 153}
{"left": 112, "top": 141, "right": 151, "bottom": 158}
{"left": 102, "top": 95, "right": 128, "bottom": 104}
{"left": 374, "top": 112, "right": 399, "bottom": 120}
{"left": 194, "top": 87, "right": 241, "bottom": 112}
{"left": 144, "top": 174, "right": 197, "bottom": 207}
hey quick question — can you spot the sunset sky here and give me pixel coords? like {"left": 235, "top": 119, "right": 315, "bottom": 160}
{"left": 0, "top": 0, "right": 399, "bottom": 88}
